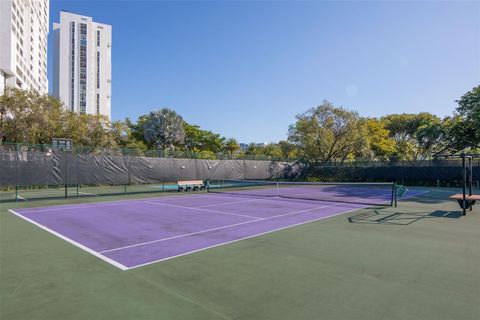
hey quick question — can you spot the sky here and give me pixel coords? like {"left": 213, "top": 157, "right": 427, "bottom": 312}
{"left": 48, "top": 0, "right": 480, "bottom": 143}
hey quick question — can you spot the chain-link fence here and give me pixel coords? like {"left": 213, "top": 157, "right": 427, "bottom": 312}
{"left": 304, "top": 159, "right": 480, "bottom": 187}
{"left": 0, "top": 142, "right": 294, "bottom": 161}
{"left": 0, "top": 147, "right": 294, "bottom": 201}
{"left": 2, "top": 142, "right": 479, "bottom": 202}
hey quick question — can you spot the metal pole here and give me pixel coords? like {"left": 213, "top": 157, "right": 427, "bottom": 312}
{"left": 468, "top": 157, "right": 473, "bottom": 196}
{"left": 391, "top": 181, "right": 397, "bottom": 207}
{"left": 469, "top": 157, "right": 473, "bottom": 211}
{"left": 395, "top": 186, "right": 398, "bottom": 208}
{"left": 462, "top": 155, "right": 466, "bottom": 215}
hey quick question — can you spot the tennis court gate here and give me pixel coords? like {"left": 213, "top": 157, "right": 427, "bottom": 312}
{"left": 0, "top": 149, "right": 294, "bottom": 192}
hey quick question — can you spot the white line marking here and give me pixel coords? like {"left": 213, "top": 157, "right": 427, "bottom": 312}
{"left": 127, "top": 206, "right": 360, "bottom": 270}
{"left": 100, "top": 205, "right": 330, "bottom": 254}
{"left": 144, "top": 201, "right": 259, "bottom": 219}
{"left": 8, "top": 209, "right": 128, "bottom": 270}
{"left": 78, "top": 191, "right": 98, "bottom": 196}
{"left": 15, "top": 193, "right": 221, "bottom": 214}
{"left": 15, "top": 195, "right": 26, "bottom": 201}
{"left": 197, "top": 198, "right": 263, "bottom": 208}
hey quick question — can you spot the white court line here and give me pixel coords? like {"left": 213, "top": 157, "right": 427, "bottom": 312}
{"left": 127, "top": 206, "right": 361, "bottom": 270}
{"left": 197, "top": 198, "right": 264, "bottom": 208}
{"left": 8, "top": 209, "right": 128, "bottom": 271}
{"left": 78, "top": 191, "right": 98, "bottom": 196}
{"left": 100, "top": 204, "right": 331, "bottom": 254}
{"left": 15, "top": 195, "right": 26, "bottom": 201}
{"left": 13, "top": 194, "right": 232, "bottom": 213}
{"left": 144, "top": 201, "right": 259, "bottom": 219}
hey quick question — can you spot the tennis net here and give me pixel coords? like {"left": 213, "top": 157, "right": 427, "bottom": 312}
{"left": 206, "top": 179, "right": 397, "bottom": 206}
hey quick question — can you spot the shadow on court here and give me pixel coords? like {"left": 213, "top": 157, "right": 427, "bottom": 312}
{"left": 348, "top": 210, "right": 463, "bottom": 225}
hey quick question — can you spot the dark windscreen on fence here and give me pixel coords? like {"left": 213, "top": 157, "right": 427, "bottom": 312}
{"left": 0, "top": 150, "right": 290, "bottom": 187}
{"left": 305, "top": 160, "right": 480, "bottom": 185}
{"left": 1, "top": 146, "right": 479, "bottom": 197}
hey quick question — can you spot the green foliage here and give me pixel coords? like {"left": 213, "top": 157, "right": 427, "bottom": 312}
{"left": 382, "top": 112, "right": 444, "bottom": 160}
{"left": 278, "top": 141, "right": 297, "bottom": 160}
{"left": 183, "top": 123, "right": 225, "bottom": 157}
{"left": 223, "top": 138, "right": 240, "bottom": 156}
{"left": 0, "top": 89, "right": 115, "bottom": 147}
{"left": 450, "top": 85, "right": 480, "bottom": 149}
{"left": 142, "top": 108, "right": 185, "bottom": 150}
{"left": 363, "top": 118, "right": 396, "bottom": 160}
{"left": 2, "top": 85, "right": 479, "bottom": 161}
{"left": 288, "top": 101, "right": 367, "bottom": 164}
{"left": 0, "top": 88, "right": 63, "bottom": 144}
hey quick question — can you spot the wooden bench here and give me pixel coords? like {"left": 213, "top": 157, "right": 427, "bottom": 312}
{"left": 177, "top": 180, "right": 206, "bottom": 192}
{"left": 449, "top": 194, "right": 480, "bottom": 211}
{"left": 449, "top": 194, "right": 480, "bottom": 201}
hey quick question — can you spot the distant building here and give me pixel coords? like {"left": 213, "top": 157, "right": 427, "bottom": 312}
{"left": 0, "top": 0, "right": 49, "bottom": 94}
{"left": 52, "top": 11, "right": 111, "bottom": 120}
{"left": 239, "top": 142, "right": 268, "bottom": 151}
{"left": 239, "top": 143, "right": 248, "bottom": 151}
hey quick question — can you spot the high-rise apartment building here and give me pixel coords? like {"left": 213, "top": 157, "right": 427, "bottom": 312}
{"left": 52, "top": 11, "right": 111, "bottom": 120}
{"left": 0, "top": 0, "right": 49, "bottom": 94}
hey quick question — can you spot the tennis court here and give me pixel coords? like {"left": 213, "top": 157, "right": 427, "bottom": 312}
{"left": 3, "top": 186, "right": 480, "bottom": 320}
{"left": 7, "top": 180, "right": 421, "bottom": 270}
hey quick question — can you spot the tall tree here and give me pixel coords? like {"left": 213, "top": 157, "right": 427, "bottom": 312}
{"left": 450, "top": 85, "right": 480, "bottom": 149}
{"left": 288, "top": 101, "right": 367, "bottom": 164}
{"left": 223, "top": 138, "right": 240, "bottom": 157}
{"left": 0, "top": 88, "right": 64, "bottom": 144}
{"left": 382, "top": 112, "right": 442, "bottom": 160}
{"left": 245, "top": 143, "right": 259, "bottom": 155}
{"left": 363, "top": 118, "right": 396, "bottom": 160}
{"left": 142, "top": 108, "right": 185, "bottom": 150}
{"left": 415, "top": 120, "right": 447, "bottom": 157}
{"left": 278, "top": 140, "right": 297, "bottom": 161}
{"left": 183, "top": 123, "right": 225, "bottom": 157}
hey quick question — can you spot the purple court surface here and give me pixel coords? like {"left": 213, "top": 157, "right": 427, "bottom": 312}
{"left": 8, "top": 189, "right": 424, "bottom": 270}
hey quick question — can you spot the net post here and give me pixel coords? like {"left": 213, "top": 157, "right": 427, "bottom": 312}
{"left": 15, "top": 185, "right": 18, "bottom": 202}
{"left": 469, "top": 157, "right": 473, "bottom": 211}
{"left": 391, "top": 181, "right": 397, "bottom": 208}
{"left": 65, "top": 184, "right": 68, "bottom": 198}
{"left": 124, "top": 184, "right": 127, "bottom": 195}
{"left": 76, "top": 184, "right": 79, "bottom": 198}
{"left": 462, "top": 155, "right": 466, "bottom": 215}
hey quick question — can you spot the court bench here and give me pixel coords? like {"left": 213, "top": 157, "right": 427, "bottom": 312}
{"left": 177, "top": 180, "right": 206, "bottom": 192}
{"left": 449, "top": 194, "right": 480, "bottom": 211}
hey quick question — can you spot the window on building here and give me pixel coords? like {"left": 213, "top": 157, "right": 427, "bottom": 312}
{"left": 97, "top": 52, "right": 100, "bottom": 89}
{"left": 79, "top": 23, "right": 88, "bottom": 114}
{"left": 96, "top": 94, "right": 100, "bottom": 114}
{"left": 70, "top": 21, "right": 76, "bottom": 110}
